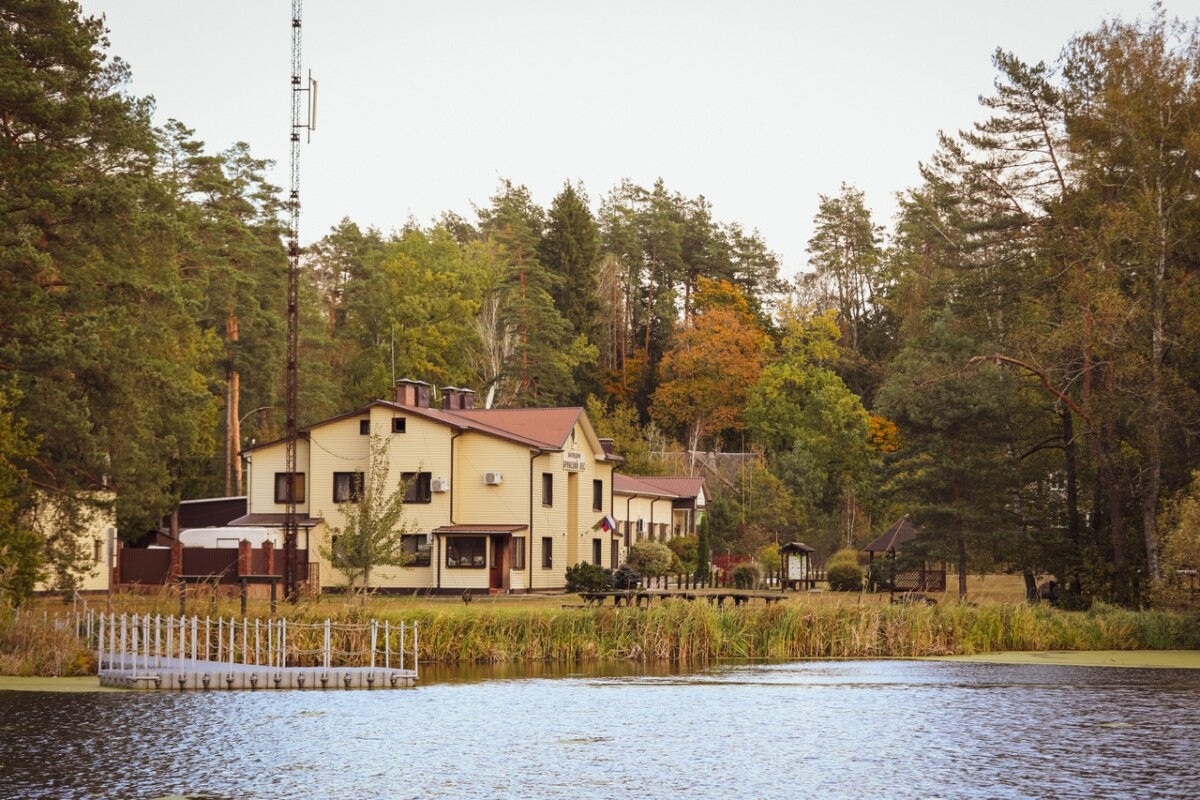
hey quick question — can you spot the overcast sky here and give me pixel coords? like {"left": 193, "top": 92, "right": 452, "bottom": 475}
{"left": 79, "top": 1, "right": 1199, "bottom": 279}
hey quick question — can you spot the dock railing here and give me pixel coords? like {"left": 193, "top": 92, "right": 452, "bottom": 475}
{"left": 91, "top": 611, "right": 418, "bottom": 677}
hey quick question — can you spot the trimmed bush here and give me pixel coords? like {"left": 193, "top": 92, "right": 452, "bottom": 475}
{"left": 827, "top": 560, "right": 863, "bottom": 591}
{"left": 611, "top": 565, "right": 641, "bottom": 590}
{"left": 732, "top": 563, "right": 761, "bottom": 589}
{"left": 565, "top": 562, "right": 612, "bottom": 592}
{"left": 626, "top": 540, "right": 674, "bottom": 576}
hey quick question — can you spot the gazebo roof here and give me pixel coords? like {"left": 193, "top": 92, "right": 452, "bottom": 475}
{"left": 780, "top": 541, "right": 815, "bottom": 553}
{"left": 865, "top": 515, "right": 921, "bottom": 553}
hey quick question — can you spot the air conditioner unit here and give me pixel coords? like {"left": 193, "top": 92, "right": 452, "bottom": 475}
{"left": 484, "top": 471, "right": 503, "bottom": 486}
{"left": 430, "top": 478, "right": 449, "bottom": 493}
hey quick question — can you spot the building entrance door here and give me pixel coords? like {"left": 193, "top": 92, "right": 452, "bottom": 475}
{"left": 489, "top": 535, "right": 509, "bottom": 592}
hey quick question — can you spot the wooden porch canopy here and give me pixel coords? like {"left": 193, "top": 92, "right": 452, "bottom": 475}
{"left": 432, "top": 524, "right": 527, "bottom": 535}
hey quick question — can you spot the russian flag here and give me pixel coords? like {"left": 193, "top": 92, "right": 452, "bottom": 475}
{"left": 596, "top": 514, "right": 617, "bottom": 532}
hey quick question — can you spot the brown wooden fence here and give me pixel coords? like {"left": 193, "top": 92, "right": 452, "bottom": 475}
{"left": 119, "top": 547, "right": 309, "bottom": 586}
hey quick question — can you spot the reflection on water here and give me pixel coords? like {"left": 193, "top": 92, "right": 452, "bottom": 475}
{"left": 1, "top": 660, "right": 1196, "bottom": 800}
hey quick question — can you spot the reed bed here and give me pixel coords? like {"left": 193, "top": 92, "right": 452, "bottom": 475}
{"left": 0, "top": 609, "right": 95, "bottom": 676}
{"left": 8, "top": 596, "right": 1199, "bottom": 676}
{"left": 359, "top": 600, "right": 1200, "bottom": 664}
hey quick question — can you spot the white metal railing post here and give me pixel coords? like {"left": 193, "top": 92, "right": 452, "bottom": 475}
{"left": 384, "top": 621, "right": 390, "bottom": 670}
{"left": 413, "top": 621, "right": 418, "bottom": 678}
{"left": 119, "top": 614, "right": 127, "bottom": 671}
{"left": 97, "top": 613, "right": 105, "bottom": 670}
{"left": 323, "top": 619, "right": 330, "bottom": 671}
{"left": 242, "top": 616, "right": 248, "bottom": 666}
{"left": 217, "top": 617, "right": 223, "bottom": 663}
{"left": 254, "top": 618, "right": 260, "bottom": 666}
{"left": 229, "top": 617, "right": 235, "bottom": 669}
{"left": 399, "top": 622, "right": 405, "bottom": 673}
{"left": 166, "top": 616, "right": 173, "bottom": 668}
{"left": 192, "top": 615, "right": 198, "bottom": 668}
{"left": 370, "top": 620, "right": 377, "bottom": 670}
{"left": 282, "top": 618, "right": 287, "bottom": 669}
{"left": 155, "top": 615, "right": 162, "bottom": 668}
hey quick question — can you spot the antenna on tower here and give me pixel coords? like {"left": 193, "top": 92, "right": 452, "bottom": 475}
{"left": 284, "top": 0, "right": 315, "bottom": 602}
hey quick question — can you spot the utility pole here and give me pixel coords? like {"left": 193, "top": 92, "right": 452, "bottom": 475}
{"left": 284, "top": 0, "right": 315, "bottom": 600}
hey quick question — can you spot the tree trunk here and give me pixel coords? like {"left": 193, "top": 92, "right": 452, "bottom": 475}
{"left": 1023, "top": 570, "right": 1039, "bottom": 603}
{"left": 224, "top": 307, "right": 240, "bottom": 497}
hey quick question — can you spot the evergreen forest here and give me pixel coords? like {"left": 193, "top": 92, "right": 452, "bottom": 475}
{"left": 3, "top": 0, "right": 1200, "bottom": 606}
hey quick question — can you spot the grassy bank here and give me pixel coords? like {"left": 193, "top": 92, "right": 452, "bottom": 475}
{"left": 5, "top": 596, "right": 1198, "bottom": 677}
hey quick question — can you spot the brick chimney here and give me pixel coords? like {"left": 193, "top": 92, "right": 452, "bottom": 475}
{"left": 394, "top": 379, "right": 431, "bottom": 408}
{"left": 440, "top": 386, "right": 476, "bottom": 411}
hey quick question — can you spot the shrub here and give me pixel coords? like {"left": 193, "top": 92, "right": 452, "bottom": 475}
{"left": 757, "top": 544, "right": 781, "bottom": 573}
{"left": 732, "top": 562, "right": 761, "bottom": 589}
{"left": 611, "top": 564, "right": 641, "bottom": 590}
{"left": 827, "top": 560, "right": 863, "bottom": 591}
{"left": 625, "top": 541, "right": 674, "bottom": 576}
{"left": 565, "top": 562, "right": 612, "bottom": 593}
{"left": 827, "top": 548, "right": 862, "bottom": 568}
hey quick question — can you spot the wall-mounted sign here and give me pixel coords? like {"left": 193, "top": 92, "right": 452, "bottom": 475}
{"left": 562, "top": 450, "right": 585, "bottom": 471}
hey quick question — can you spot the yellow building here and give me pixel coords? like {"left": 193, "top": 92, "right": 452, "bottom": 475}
{"left": 612, "top": 475, "right": 707, "bottom": 552}
{"left": 236, "top": 380, "right": 624, "bottom": 594}
{"left": 31, "top": 493, "right": 116, "bottom": 594}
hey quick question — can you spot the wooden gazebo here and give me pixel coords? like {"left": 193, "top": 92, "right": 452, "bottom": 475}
{"left": 865, "top": 515, "right": 945, "bottom": 593}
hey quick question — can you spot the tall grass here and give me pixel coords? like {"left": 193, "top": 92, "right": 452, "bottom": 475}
{"left": 0, "top": 608, "right": 95, "bottom": 676}
{"left": 8, "top": 596, "right": 1199, "bottom": 675}
{"left": 372, "top": 600, "right": 1200, "bottom": 664}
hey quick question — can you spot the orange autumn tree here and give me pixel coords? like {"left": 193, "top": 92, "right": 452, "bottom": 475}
{"left": 651, "top": 278, "right": 771, "bottom": 450}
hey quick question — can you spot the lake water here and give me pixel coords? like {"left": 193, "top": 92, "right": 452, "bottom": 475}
{"left": 0, "top": 659, "right": 1196, "bottom": 799}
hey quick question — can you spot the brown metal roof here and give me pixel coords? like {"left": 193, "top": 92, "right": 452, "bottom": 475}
{"left": 447, "top": 407, "right": 583, "bottom": 450}
{"left": 633, "top": 476, "right": 705, "bottom": 499}
{"left": 865, "top": 515, "right": 921, "bottom": 553}
{"left": 244, "top": 399, "right": 613, "bottom": 459}
{"left": 433, "top": 524, "right": 528, "bottom": 535}
{"left": 614, "top": 474, "right": 681, "bottom": 498}
{"left": 781, "top": 541, "right": 816, "bottom": 553}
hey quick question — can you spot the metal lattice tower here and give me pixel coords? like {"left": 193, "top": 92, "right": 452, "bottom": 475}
{"left": 284, "top": 0, "right": 314, "bottom": 601}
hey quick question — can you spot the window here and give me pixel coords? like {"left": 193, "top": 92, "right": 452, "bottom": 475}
{"left": 274, "top": 472, "right": 305, "bottom": 503}
{"left": 359, "top": 419, "right": 370, "bottom": 435}
{"left": 512, "top": 538, "right": 526, "bottom": 570}
{"left": 93, "top": 539, "right": 103, "bottom": 563}
{"left": 446, "top": 536, "right": 485, "bottom": 568}
{"left": 392, "top": 417, "right": 406, "bottom": 434}
{"left": 542, "top": 472, "right": 553, "bottom": 506}
{"left": 333, "top": 472, "right": 364, "bottom": 503}
{"left": 592, "top": 479, "right": 603, "bottom": 511}
{"left": 592, "top": 539, "right": 602, "bottom": 566}
{"left": 402, "top": 472, "right": 432, "bottom": 504}
{"left": 329, "top": 535, "right": 346, "bottom": 567}
{"left": 541, "top": 536, "right": 553, "bottom": 569}
{"left": 401, "top": 534, "right": 431, "bottom": 566}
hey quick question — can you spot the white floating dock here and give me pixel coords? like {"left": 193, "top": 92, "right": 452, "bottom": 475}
{"left": 99, "top": 657, "right": 416, "bottom": 690}
{"left": 93, "top": 612, "right": 419, "bottom": 691}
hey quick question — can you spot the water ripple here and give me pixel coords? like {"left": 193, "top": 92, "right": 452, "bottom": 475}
{"left": 0, "top": 660, "right": 1195, "bottom": 799}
